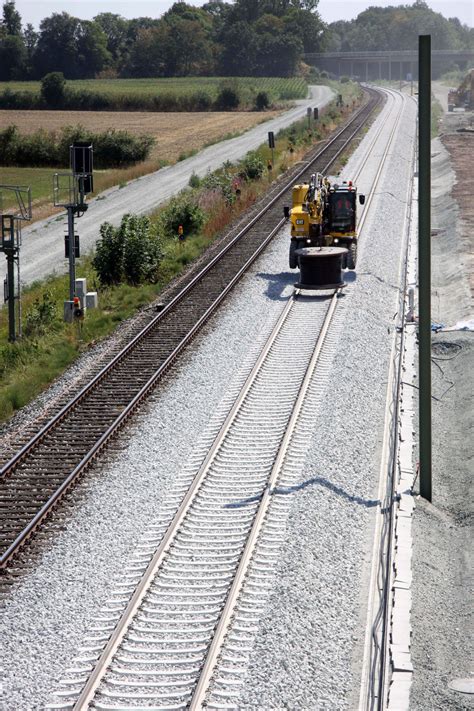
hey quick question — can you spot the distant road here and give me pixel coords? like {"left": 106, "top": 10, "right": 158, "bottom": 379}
{"left": 2, "top": 85, "right": 333, "bottom": 288}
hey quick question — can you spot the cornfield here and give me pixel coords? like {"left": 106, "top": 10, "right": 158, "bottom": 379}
{"left": 0, "top": 77, "right": 308, "bottom": 106}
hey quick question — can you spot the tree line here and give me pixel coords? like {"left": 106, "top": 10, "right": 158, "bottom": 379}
{"left": 0, "top": 0, "right": 325, "bottom": 80}
{"left": 0, "top": 0, "right": 472, "bottom": 82}
{"left": 327, "top": 0, "right": 473, "bottom": 54}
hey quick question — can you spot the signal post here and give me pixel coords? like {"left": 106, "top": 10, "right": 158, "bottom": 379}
{"left": 54, "top": 142, "right": 94, "bottom": 322}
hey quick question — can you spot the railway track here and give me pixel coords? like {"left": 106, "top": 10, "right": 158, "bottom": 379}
{"left": 48, "top": 288, "right": 340, "bottom": 710}
{"left": 43, "top": 87, "right": 410, "bottom": 711}
{"left": 0, "top": 87, "right": 382, "bottom": 569}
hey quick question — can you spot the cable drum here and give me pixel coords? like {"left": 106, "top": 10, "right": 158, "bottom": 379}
{"left": 295, "top": 246, "right": 348, "bottom": 290}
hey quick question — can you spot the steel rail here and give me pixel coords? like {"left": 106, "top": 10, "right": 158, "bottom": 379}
{"left": 189, "top": 290, "right": 339, "bottom": 710}
{"left": 1, "top": 88, "right": 383, "bottom": 569}
{"left": 71, "top": 290, "right": 302, "bottom": 710}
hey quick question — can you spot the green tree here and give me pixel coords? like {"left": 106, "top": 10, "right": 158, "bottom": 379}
{"left": 122, "top": 215, "right": 163, "bottom": 285}
{"left": 254, "top": 14, "right": 303, "bottom": 75}
{"left": 33, "top": 13, "right": 110, "bottom": 79}
{"left": 34, "top": 13, "right": 81, "bottom": 77}
{"left": 94, "top": 12, "right": 129, "bottom": 62}
{"left": 327, "top": 3, "right": 471, "bottom": 53}
{"left": 126, "top": 9, "right": 214, "bottom": 77}
{"left": 40, "top": 72, "right": 66, "bottom": 107}
{"left": 126, "top": 26, "right": 166, "bottom": 77}
{"left": 0, "top": 33, "right": 26, "bottom": 79}
{"left": 2, "top": 0, "right": 21, "bottom": 35}
{"left": 160, "top": 196, "right": 205, "bottom": 238}
{"left": 23, "top": 23, "right": 38, "bottom": 72}
{"left": 218, "top": 20, "right": 257, "bottom": 75}
{"left": 283, "top": 7, "right": 326, "bottom": 53}
{"left": 75, "top": 20, "right": 111, "bottom": 77}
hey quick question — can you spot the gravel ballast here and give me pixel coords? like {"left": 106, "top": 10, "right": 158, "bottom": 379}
{"left": 2, "top": 90, "right": 416, "bottom": 710}
{"left": 239, "top": 92, "right": 418, "bottom": 709}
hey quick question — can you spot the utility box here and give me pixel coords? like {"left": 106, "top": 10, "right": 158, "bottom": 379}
{"left": 64, "top": 300, "right": 74, "bottom": 323}
{"left": 75, "top": 277, "right": 87, "bottom": 297}
{"left": 86, "top": 291, "right": 98, "bottom": 309}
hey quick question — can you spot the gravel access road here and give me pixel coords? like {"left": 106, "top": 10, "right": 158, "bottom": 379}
{"left": 1, "top": 85, "right": 332, "bottom": 289}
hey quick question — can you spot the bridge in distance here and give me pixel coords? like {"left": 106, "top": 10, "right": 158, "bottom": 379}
{"left": 304, "top": 49, "right": 474, "bottom": 81}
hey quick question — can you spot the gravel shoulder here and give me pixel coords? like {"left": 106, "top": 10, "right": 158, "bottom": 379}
{"left": 409, "top": 107, "right": 473, "bottom": 709}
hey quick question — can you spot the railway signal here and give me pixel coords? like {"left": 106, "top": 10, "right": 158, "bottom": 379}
{"left": 0, "top": 185, "right": 32, "bottom": 342}
{"left": 73, "top": 295, "right": 83, "bottom": 320}
{"left": 268, "top": 131, "right": 275, "bottom": 171}
{"left": 54, "top": 142, "right": 93, "bottom": 322}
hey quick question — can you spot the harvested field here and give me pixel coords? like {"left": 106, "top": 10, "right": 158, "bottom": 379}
{"left": 0, "top": 109, "right": 281, "bottom": 164}
{"left": 0, "top": 109, "right": 282, "bottom": 218}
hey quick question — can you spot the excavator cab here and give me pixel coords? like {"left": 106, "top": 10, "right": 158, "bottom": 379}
{"left": 327, "top": 188, "right": 357, "bottom": 233}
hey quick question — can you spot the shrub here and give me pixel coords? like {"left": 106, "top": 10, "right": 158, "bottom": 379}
{"left": 254, "top": 91, "right": 270, "bottom": 111}
{"left": 24, "top": 291, "right": 58, "bottom": 336}
{"left": 160, "top": 196, "right": 205, "bottom": 238}
{"left": 239, "top": 151, "right": 265, "bottom": 181}
{"left": 215, "top": 85, "right": 240, "bottom": 111}
{"left": 93, "top": 221, "right": 124, "bottom": 286}
{"left": 41, "top": 72, "right": 66, "bottom": 107}
{"left": 192, "top": 91, "right": 213, "bottom": 111}
{"left": 93, "top": 215, "right": 162, "bottom": 286}
{"left": 0, "top": 124, "right": 155, "bottom": 168}
{"left": 188, "top": 172, "right": 201, "bottom": 189}
{"left": 201, "top": 170, "right": 235, "bottom": 204}
{"left": 121, "top": 215, "right": 163, "bottom": 285}
{"left": 0, "top": 88, "right": 41, "bottom": 109}
{"left": 340, "top": 75, "right": 350, "bottom": 84}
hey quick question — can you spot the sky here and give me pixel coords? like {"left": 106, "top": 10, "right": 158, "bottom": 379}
{"left": 11, "top": 0, "right": 474, "bottom": 29}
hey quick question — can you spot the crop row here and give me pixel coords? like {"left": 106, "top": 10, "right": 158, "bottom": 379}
{"left": 0, "top": 77, "right": 308, "bottom": 112}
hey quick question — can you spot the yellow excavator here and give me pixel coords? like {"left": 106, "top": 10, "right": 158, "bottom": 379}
{"left": 287, "top": 173, "right": 365, "bottom": 270}
{"left": 448, "top": 68, "right": 474, "bottom": 111}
